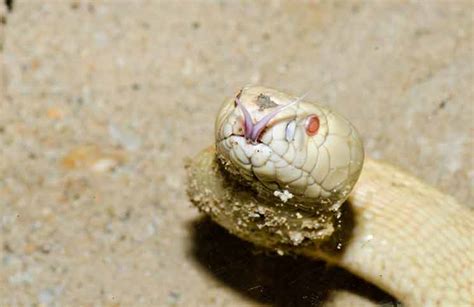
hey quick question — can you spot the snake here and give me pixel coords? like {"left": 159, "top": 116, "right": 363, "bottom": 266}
{"left": 186, "top": 86, "right": 474, "bottom": 306}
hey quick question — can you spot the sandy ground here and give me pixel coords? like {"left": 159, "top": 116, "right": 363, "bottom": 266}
{"left": 0, "top": 1, "right": 472, "bottom": 306}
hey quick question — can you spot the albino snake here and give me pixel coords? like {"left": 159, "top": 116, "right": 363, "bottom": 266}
{"left": 186, "top": 86, "right": 474, "bottom": 306}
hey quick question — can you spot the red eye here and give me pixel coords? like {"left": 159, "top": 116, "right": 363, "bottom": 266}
{"left": 305, "top": 115, "right": 319, "bottom": 136}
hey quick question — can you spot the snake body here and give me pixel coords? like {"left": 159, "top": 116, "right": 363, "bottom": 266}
{"left": 186, "top": 86, "right": 474, "bottom": 306}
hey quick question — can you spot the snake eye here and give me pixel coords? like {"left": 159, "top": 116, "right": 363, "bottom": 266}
{"left": 305, "top": 115, "right": 320, "bottom": 136}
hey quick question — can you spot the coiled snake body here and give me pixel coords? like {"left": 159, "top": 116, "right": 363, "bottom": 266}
{"left": 187, "top": 86, "right": 474, "bottom": 306}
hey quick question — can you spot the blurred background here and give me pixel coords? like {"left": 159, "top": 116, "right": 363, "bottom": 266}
{"left": 0, "top": 1, "right": 472, "bottom": 306}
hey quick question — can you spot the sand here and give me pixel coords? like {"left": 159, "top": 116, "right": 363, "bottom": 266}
{"left": 0, "top": 1, "right": 472, "bottom": 306}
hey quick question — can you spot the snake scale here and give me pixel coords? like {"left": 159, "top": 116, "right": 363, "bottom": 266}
{"left": 186, "top": 86, "right": 474, "bottom": 306}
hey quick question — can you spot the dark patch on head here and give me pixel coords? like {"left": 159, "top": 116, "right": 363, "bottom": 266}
{"left": 5, "top": 0, "right": 13, "bottom": 11}
{"left": 191, "top": 21, "right": 200, "bottom": 29}
{"left": 256, "top": 94, "right": 278, "bottom": 111}
{"left": 438, "top": 100, "right": 447, "bottom": 110}
{"left": 432, "top": 95, "right": 451, "bottom": 115}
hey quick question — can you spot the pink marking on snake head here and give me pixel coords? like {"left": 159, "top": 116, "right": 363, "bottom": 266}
{"left": 235, "top": 92, "right": 308, "bottom": 143}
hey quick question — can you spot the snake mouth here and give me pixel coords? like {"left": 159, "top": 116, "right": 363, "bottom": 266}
{"left": 230, "top": 132, "right": 267, "bottom": 145}
{"left": 216, "top": 125, "right": 272, "bottom": 146}
{"left": 217, "top": 134, "right": 272, "bottom": 165}
{"left": 216, "top": 134, "right": 275, "bottom": 185}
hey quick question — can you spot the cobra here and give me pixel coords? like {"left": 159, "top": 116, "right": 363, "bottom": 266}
{"left": 187, "top": 86, "right": 474, "bottom": 306}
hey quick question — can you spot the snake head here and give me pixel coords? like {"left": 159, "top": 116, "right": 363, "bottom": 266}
{"left": 215, "top": 86, "right": 364, "bottom": 207}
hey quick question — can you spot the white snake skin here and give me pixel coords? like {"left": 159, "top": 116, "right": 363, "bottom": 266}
{"left": 216, "top": 86, "right": 364, "bottom": 206}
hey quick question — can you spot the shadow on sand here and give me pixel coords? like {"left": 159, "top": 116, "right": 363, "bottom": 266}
{"left": 188, "top": 217, "right": 398, "bottom": 306}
